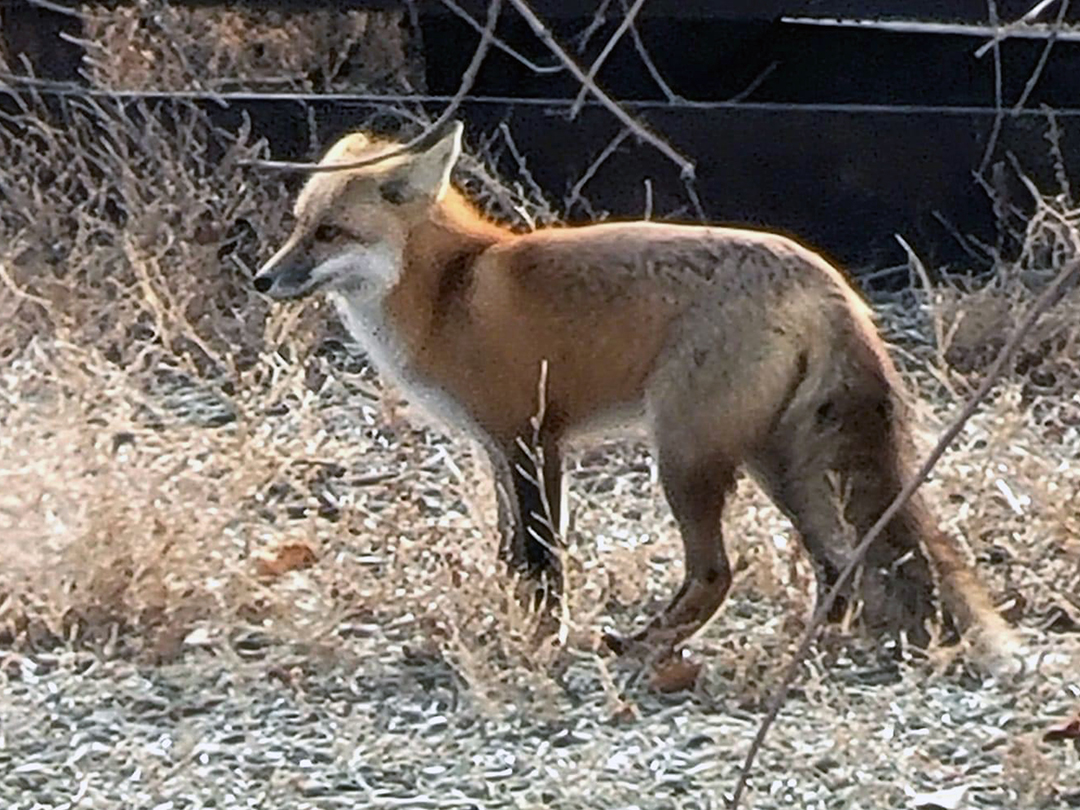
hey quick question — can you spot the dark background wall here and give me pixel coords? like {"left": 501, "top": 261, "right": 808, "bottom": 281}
{"left": 3, "top": 1, "right": 1079, "bottom": 276}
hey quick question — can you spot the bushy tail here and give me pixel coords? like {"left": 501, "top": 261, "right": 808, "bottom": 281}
{"left": 754, "top": 288, "right": 1021, "bottom": 667}
{"left": 921, "top": 526, "right": 1023, "bottom": 667}
{"left": 832, "top": 304, "right": 1021, "bottom": 667}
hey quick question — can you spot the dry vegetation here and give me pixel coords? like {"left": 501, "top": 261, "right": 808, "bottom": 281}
{"left": 1, "top": 8, "right": 1079, "bottom": 809}
{"left": 77, "top": 0, "right": 421, "bottom": 93}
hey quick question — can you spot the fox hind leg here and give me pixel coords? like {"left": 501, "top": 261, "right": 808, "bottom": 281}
{"left": 607, "top": 430, "right": 736, "bottom": 655}
{"left": 750, "top": 374, "right": 939, "bottom": 648}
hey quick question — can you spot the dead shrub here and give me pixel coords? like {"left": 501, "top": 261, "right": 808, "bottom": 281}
{"left": 0, "top": 91, "right": 323, "bottom": 371}
{"left": 78, "top": 0, "right": 421, "bottom": 93}
{"left": 929, "top": 158, "right": 1080, "bottom": 404}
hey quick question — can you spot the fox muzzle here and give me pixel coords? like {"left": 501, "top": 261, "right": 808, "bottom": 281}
{"left": 253, "top": 247, "right": 317, "bottom": 299}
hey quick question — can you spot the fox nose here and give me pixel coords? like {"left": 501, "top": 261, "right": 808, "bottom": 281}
{"left": 253, "top": 274, "right": 274, "bottom": 293}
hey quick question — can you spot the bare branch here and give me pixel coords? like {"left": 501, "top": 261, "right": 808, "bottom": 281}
{"left": 242, "top": 0, "right": 504, "bottom": 173}
{"left": 728, "top": 248, "right": 1080, "bottom": 809}
{"left": 618, "top": 0, "right": 683, "bottom": 103}
{"left": 1012, "top": 0, "right": 1071, "bottom": 112}
{"left": 978, "top": 0, "right": 1005, "bottom": 177}
{"left": 569, "top": 0, "right": 648, "bottom": 120}
{"left": 507, "top": 0, "right": 695, "bottom": 181}
{"left": 437, "top": 0, "right": 564, "bottom": 74}
{"left": 565, "top": 127, "right": 630, "bottom": 213}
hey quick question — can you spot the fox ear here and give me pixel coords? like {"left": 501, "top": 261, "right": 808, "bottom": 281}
{"left": 321, "top": 132, "right": 371, "bottom": 164}
{"left": 397, "top": 120, "right": 463, "bottom": 201}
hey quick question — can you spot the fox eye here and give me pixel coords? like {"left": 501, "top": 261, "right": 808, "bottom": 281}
{"left": 379, "top": 178, "right": 411, "bottom": 205}
{"left": 314, "top": 223, "right": 344, "bottom": 242}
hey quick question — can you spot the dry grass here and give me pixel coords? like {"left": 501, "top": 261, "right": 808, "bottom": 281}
{"left": 2, "top": 87, "right": 1077, "bottom": 699}
{"left": 77, "top": 0, "right": 421, "bottom": 93}
{"left": 0, "top": 91, "right": 590, "bottom": 703}
{"left": 0, "top": 95, "right": 300, "bottom": 364}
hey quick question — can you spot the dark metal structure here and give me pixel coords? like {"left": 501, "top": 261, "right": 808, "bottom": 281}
{"left": 3, "top": 1, "right": 1080, "bottom": 273}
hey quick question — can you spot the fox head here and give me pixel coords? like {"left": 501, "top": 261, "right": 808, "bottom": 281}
{"left": 253, "top": 121, "right": 464, "bottom": 301}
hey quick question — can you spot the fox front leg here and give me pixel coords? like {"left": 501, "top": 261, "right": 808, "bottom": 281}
{"left": 489, "top": 434, "right": 564, "bottom": 607}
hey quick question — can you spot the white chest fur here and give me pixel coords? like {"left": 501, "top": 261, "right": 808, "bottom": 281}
{"left": 331, "top": 292, "right": 408, "bottom": 382}
{"left": 330, "top": 291, "right": 478, "bottom": 438}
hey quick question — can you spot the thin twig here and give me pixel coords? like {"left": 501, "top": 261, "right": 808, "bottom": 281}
{"left": 242, "top": 0, "right": 503, "bottom": 173}
{"left": 494, "top": 122, "right": 556, "bottom": 224}
{"left": 1022, "top": 0, "right": 1062, "bottom": 21}
{"left": 565, "top": 127, "right": 630, "bottom": 213}
{"left": 0, "top": 260, "right": 52, "bottom": 308}
{"left": 978, "top": 0, "right": 1005, "bottom": 177}
{"left": 1012, "top": 0, "right": 1071, "bottom": 112}
{"left": 138, "top": 6, "right": 227, "bottom": 107}
{"left": 896, "top": 234, "right": 954, "bottom": 393}
{"left": 574, "top": 0, "right": 615, "bottom": 52}
{"left": 683, "top": 177, "right": 707, "bottom": 222}
{"left": 728, "top": 251, "right": 1080, "bottom": 809}
{"left": 26, "top": 0, "right": 80, "bottom": 16}
{"left": 619, "top": 0, "right": 682, "bottom": 102}
{"left": 437, "top": 0, "right": 563, "bottom": 74}
{"left": 513, "top": 358, "right": 569, "bottom": 638}
{"left": 569, "top": 0, "right": 649, "bottom": 120}
{"left": 728, "top": 61, "right": 779, "bottom": 103}
{"left": 507, "top": 0, "right": 695, "bottom": 180}
{"left": 931, "top": 209, "right": 994, "bottom": 265}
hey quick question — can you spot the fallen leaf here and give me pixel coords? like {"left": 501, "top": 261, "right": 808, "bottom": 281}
{"left": 648, "top": 655, "right": 703, "bottom": 693}
{"left": 1040, "top": 603, "right": 1080, "bottom": 633}
{"left": 909, "top": 783, "right": 970, "bottom": 809}
{"left": 255, "top": 542, "right": 317, "bottom": 578}
{"left": 1044, "top": 710, "right": 1080, "bottom": 742}
{"left": 183, "top": 626, "right": 212, "bottom": 647}
{"left": 609, "top": 702, "right": 640, "bottom": 724}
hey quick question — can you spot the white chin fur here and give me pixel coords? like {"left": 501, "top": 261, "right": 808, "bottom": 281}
{"left": 312, "top": 243, "right": 401, "bottom": 296}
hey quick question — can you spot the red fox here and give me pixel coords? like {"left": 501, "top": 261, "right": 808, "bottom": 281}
{"left": 253, "top": 121, "right": 1015, "bottom": 659}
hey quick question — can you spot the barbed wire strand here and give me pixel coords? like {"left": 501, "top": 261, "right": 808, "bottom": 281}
{"left": 7, "top": 74, "right": 1080, "bottom": 118}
